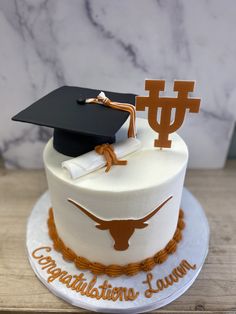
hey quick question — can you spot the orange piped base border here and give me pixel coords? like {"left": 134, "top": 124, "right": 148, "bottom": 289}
{"left": 48, "top": 208, "right": 185, "bottom": 277}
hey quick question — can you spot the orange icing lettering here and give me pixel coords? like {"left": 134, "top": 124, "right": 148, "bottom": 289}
{"left": 143, "top": 259, "right": 196, "bottom": 298}
{"left": 32, "top": 246, "right": 51, "bottom": 259}
{"left": 31, "top": 246, "right": 139, "bottom": 302}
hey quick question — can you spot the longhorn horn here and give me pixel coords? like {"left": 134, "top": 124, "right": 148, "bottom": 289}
{"left": 68, "top": 198, "right": 105, "bottom": 224}
{"left": 137, "top": 196, "right": 173, "bottom": 223}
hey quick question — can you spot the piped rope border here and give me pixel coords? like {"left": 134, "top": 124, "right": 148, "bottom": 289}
{"left": 48, "top": 208, "right": 185, "bottom": 277}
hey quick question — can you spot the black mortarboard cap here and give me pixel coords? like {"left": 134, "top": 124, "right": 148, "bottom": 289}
{"left": 12, "top": 86, "right": 136, "bottom": 157}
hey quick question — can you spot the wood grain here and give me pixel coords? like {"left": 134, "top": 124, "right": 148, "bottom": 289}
{"left": 0, "top": 161, "right": 236, "bottom": 313}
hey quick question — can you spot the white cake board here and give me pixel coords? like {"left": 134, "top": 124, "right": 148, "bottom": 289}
{"left": 26, "top": 188, "right": 209, "bottom": 313}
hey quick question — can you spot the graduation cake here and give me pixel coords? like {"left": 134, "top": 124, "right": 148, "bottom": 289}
{"left": 13, "top": 81, "right": 200, "bottom": 277}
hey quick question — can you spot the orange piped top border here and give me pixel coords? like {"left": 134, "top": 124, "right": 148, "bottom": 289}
{"left": 48, "top": 208, "right": 185, "bottom": 277}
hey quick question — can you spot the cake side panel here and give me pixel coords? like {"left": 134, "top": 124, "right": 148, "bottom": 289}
{"left": 43, "top": 144, "right": 187, "bottom": 265}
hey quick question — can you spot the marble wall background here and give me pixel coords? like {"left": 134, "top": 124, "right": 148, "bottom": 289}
{"left": 0, "top": 0, "right": 235, "bottom": 169}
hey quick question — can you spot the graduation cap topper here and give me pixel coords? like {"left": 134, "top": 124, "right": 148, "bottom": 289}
{"left": 12, "top": 86, "right": 136, "bottom": 157}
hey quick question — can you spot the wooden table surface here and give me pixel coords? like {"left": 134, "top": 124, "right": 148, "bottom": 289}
{"left": 0, "top": 161, "right": 236, "bottom": 313}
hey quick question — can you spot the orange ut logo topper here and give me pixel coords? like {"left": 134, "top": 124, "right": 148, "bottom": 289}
{"left": 136, "top": 80, "right": 201, "bottom": 148}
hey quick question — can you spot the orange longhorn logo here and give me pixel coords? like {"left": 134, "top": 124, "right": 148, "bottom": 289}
{"left": 68, "top": 196, "right": 172, "bottom": 251}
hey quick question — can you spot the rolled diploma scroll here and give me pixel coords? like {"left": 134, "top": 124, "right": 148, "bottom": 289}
{"left": 62, "top": 137, "right": 141, "bottom": 179}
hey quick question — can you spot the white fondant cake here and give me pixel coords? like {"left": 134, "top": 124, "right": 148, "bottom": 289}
{"left": 43, "top": 118, "right": 188, "bottom": 265}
